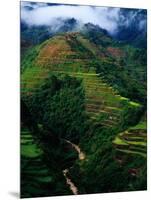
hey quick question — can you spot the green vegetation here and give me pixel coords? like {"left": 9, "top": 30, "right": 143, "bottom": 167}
{"left": 95, "top": 45, "right": 147, "bottom": 105}
{"left": 21, "top": 31, "right": 147, "bottom": 197}
{"left": 24, "top": 74, "right": 88, "bottom": 142}
{"left": 21, "top": 101, "right": 74, "bottom": 198}
{"left": 21, "top": 126, "right": 72, "bottom": 198}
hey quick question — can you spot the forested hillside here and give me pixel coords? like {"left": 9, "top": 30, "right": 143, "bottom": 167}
{"left": 21, "top": 3, "right": 147, "bottom": 198}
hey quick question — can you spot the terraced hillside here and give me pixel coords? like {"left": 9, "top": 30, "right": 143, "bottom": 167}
{"left": 21, "top": 32, "right": 146, "bottom": 195}
{"left": 113, "top": 121, "right": 147, "bottom": 158}
{"left": 21, "top": 125, "right": 72, "bottom": 198}
{"left": 21, "top": 32, "right": 142, "bottom": 129}
{"left": 21, "top": 126, "right": 53, "bottom": 198}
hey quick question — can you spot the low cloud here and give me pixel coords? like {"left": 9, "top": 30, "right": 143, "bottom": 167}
{"left": 21, "top": 2, "right": 120, "bottom": 33}
{"left": 21, "top": 2, "right": 146, "bottom": 34}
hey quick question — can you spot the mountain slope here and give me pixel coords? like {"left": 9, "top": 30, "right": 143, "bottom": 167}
{"left": 113, "top": 121, "right": 147, "bottom": 158}
{"left": 21, "top": 31, "right": 146, "bottom": 195}
{"left": 21, "top": 32, "right": 142, "bottom": 129}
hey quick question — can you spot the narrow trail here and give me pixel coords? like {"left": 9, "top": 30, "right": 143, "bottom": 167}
{"left": 64, "top": 139, "right": 86, "bottom": 160}
{"left": 62, "top": 139, "right": 86, "bottom": 195}
{"left": 63, "top": 169, "right": 78, "bottom": 195}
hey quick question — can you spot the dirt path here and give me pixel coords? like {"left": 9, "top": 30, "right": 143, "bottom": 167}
{"left": 63, "top": 139, "right": 86, "bottom": 195}
{"left": 64, "top": 139, "right": 86, "bottom": 160}
{"left": 63, "top": 169, "right": 78, "bottom": 195}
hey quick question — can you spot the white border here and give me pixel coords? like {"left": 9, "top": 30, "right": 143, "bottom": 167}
{"left": 0, "top": 0, "right": 150, "bottom": 199}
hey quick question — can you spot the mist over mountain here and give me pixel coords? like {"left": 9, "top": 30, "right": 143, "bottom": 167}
{"left": 21, "top": 2, "right": 147, "bottom": 48}
{"left": 114, "top": 9, "right": 147, "bottom": 48}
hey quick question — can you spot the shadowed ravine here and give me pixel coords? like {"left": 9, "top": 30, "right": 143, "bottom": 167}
{"left": 63, "top": 140, "right": 86, "bottom": 195}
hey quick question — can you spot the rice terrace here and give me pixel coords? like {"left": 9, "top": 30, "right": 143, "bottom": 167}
{"left": 21, "top": 2, "right": 147, "bottom": 198}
